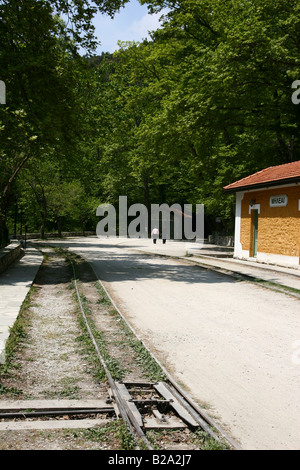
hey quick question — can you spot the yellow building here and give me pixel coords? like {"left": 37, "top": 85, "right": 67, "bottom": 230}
{"left": 223, "top": 160, "right": 300, "bottom": 268}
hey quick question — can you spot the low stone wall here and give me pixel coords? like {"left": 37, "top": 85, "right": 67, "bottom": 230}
{"left": 208, "top": 235, "right": 234, "bottom": 247}
{"left": 0, "top": 242, "right": 22, "bottom": 275}
{"left": 12, "top": 231, "right": 96, "bottom": 240}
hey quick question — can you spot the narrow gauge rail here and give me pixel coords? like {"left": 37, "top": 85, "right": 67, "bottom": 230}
{"left": 70, "top": 260, "right": 242, "bottom": 451}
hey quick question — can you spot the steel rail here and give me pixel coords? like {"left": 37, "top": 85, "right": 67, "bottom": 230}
{"left": 0, "top": 408, "right": 114, "bottom": 419}
{"left": 70, "top": 260, "right": 154, "bottom": 451}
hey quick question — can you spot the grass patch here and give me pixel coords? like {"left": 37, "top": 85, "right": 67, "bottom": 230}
{"left": 45, "top": 384, "right": 81, "bottom": 400}
{"left": 192, "top": 428, "right": 229, "bottom": 450}
{"left": 110, "top": 311, "right": 167, "bottom": 383}
{"left": 68, "top": 419, "right": 136, "bottom": 450}
{"left": 95, "top": 283, "right": 111, "bottom": 305}
{"left": 0, "top": 283, "right": 39, "bottom": 397}
{"left": 145, "top": 428, "right": 229, "bottom": 450}
{"left": 0, "top": 285, "right": 37, "bottom": 376}
{"left": 0, "top": 383, "right": 23, "bottom": 397}
{"left": 73, "top": 282, "right": 126, "bottom": 382}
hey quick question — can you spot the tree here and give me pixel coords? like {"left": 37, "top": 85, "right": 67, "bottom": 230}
{"left": 88, "top": 0, "right": 300, "bottom": 236}
{"left": 2, "top": 0, "right": 300, "bottom": 243}
{"left": 19, "top": 159, "right": 98, "bottom": 238}
{"left": 0, "top": 0, "right": 131, "bottom": 246}
{"left": 132, "top": 0, "right": 300, "bottom": 230}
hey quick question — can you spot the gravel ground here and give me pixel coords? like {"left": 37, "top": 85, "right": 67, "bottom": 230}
{"left": 0, "top": 248, "right": 218, "bottom": 451}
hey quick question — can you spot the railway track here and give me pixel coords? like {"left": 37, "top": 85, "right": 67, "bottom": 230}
{"left": 0, "top": 249, "right": 241, "bottom": 450}
{"left": 69, "top": 259, "right": 241, "bottom": 451}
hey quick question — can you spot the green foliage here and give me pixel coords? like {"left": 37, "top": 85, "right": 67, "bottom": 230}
{"left": 90, "top": 0, "right": 300, "bottom": 234}
{"left": 1, "top": 0, "right": 300, "bottom": 239}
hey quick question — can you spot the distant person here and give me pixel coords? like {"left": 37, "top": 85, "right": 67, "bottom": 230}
{"left": 151, "top": 227, "right": 159, "bottom": 244}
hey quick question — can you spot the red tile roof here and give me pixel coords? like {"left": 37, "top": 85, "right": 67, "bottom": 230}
{"left": 223, "top": 160, "right": 300, "bottom": 192}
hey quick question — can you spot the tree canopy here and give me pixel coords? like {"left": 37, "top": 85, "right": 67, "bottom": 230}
{"left": 1, "top": 0, "right": 299, "bottom": 245}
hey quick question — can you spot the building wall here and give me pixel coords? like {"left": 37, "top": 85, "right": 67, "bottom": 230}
{"left": 238, "top": 184, "right": 300, "bottom": 265}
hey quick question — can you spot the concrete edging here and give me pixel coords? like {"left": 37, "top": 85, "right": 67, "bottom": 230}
{"left": 0, "top": 246, "right": 44, "bottom": 364}
{"left": 0, "top": 242, "right": 22, "bottom": 275}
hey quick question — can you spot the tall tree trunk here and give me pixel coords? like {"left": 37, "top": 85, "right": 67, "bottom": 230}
{"left": 0, "top": 185, "right": 12, "bottom": 247}
{"left": 40, "top": 221, "right": 46, "bottom": 239}
{"left": 0, "top": 150, "right": 31, "bottom": 247}
{"left": 143, "top": 175, "right": 151, "bottom": 236}
{"left": 0, "top": 211, "right": 9, "bottom": 248}
{"left": 57, "top": 216, "right": 62, "bottom": 238}
{"left": 40, "top": 210, "right": 47, "bottom": 239}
